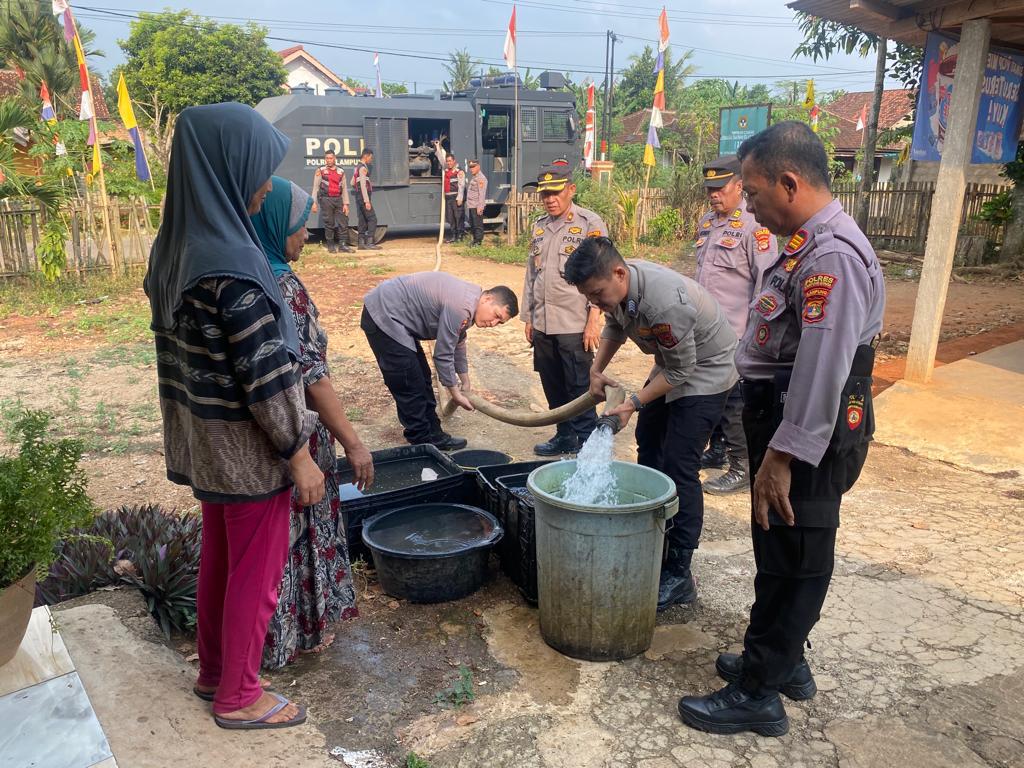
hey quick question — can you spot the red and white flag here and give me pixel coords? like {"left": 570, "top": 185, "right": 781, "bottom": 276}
{"left": 503, "top": 5, "right": 517, "bottom": 70}
{"left": 856, "top": 103, "right": 867, "bottom": 131}
{"left": 657, "top": 6, "right": 670, "bottom": 53}
{"left": 583, "top": 82, "right": 596, "bottom": 169}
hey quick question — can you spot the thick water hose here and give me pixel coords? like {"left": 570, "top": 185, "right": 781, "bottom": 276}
{"left": 441, "top": 385, "right": 625, "bottom": 428}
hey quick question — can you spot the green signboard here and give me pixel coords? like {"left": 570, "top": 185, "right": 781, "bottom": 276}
{"left": 719, "top": 104, "right": 772, "bottom": 156}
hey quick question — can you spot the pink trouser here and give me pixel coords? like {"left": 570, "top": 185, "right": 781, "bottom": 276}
{"left": 196, "top": 489, "right": 291, "bottom": 714}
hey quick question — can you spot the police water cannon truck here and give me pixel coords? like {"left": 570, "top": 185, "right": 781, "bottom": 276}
{"left": 256, "top": 71, "right": 580, "bottom": 243}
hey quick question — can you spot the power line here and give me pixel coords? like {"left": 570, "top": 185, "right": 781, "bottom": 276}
{"left": 477, "top": 0, "right": 798, "bottom": 27}
{"left": 73, "top": 5, "right": 875, "bottom": 82}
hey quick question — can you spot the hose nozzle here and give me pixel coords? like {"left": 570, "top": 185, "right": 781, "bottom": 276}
{"left": 595, "top": 414, "right": 623, "bottom": 435}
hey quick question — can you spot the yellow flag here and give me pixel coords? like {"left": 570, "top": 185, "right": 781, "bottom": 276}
{"left": 643, "top": 143, "right": 656, "bottom": 166}
{"left": 802, "top": 79, "right": 815, "bottom": 110}
{"left": 92, "top": 141, "right": 102, "bottom": 175}
{"left": 73, "top": 34, "right": 86, "bottom": 67}
{"left": 116, "top": 74, "right": 138, "bottom": 130}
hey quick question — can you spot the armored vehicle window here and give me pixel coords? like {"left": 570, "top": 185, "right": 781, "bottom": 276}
{"left": 542, "top": 110, "right": 571, "bottom": 142}
{"left": 521, "top": 107, "right": 538, "bottom": 142}
{"left": 364, "top": 116, "right": 410, "bottom": 185}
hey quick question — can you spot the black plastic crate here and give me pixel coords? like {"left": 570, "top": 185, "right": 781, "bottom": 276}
{"left": 495, "top": 472, "right": 539, "bottom": 605}
{"left": 337, "top": 445, "right": 471, "bottom": 558}
{"left": 476, "top": 460, "right": 554, "bottom": 521}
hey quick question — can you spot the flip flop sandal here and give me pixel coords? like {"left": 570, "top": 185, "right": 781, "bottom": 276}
{"left": 193, "top": 679, "right": 272, "bottom": 702}
{"left": 214, "top": 693, "right": 307, "bottom": 731}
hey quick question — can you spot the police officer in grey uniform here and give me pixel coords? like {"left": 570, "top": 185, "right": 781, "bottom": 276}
{"left": 354, "top": 148, "right": 381, "bottom": 250}
{"left": 523, "top": 159, "right": 608, "bottom": 455}
{"left": 465, "top": 160, "right": 488, "bottom": 246}
{"left": 694, "top": 155, "right": 778, "bottom": 494}
{"left": 564, "top": 238, "right": 738, "bottom": 610}
{"left": 677, "top": 121, "right": 885, "bottom": 736}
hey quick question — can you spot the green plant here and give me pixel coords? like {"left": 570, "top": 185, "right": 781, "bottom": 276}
{"left": 641, "top": 207, "right": 685, "bottom": 246}
{"left": 405, "top": 754, "right": 433, "bottom": 768}
{"left": 37, "top": 218, "right": 69, "bottom": 281}
{"left": 976, "top": 190, "right": 1013, "bottom": 225}
{"left": 434, "top": 664, "right": 476, "bottom": 707}
{"left": 0, "top": 410, "right": 96, "bottom": 589}
{"left": 37, "top": 504, "right": 201, "bottom": 637}
{"left": 615, "top": 187, "right": 641, "bottom": 248}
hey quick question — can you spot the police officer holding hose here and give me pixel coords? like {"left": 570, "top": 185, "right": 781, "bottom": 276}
{"left": 676, "top": 121, "right": 885, "bottom": 737}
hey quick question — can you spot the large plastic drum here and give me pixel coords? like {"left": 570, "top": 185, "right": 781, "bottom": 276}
{"left": 527, "top": 460, "right": 678, "bottom": 661}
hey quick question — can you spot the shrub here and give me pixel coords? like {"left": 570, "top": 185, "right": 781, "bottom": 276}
{"left": 0, "top": 410, "right": 95, "bottom": 589}
{"left": 641, "top": 207, "right": 685, "bottom": 246}
{"left": 37, "top": 504, "right": 201, "bottom": 638}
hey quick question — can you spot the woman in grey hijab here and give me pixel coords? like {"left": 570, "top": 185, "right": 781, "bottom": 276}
{"left": 251, "top": 177, "right": 374, "bottom": 668}
{"left": 145, "top": 103, "right": 322, "bottom": 730}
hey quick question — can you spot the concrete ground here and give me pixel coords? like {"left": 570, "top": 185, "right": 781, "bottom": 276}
{"left": 56, "top": 436, "right": 1024, "bottom": 768}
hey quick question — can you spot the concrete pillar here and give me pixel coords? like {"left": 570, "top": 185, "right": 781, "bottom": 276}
{"left": 905, "top": 19, "right": 991, "bottom": 383}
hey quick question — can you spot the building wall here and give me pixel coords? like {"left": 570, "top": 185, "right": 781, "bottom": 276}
{"left": 285, "top": 62, "right": 336, "bottom": 95}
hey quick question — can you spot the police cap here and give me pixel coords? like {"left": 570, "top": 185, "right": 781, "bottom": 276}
{"left": 527, "top": 158, "right": 573, "bottom": 193}
{"left": 702, "top": 155, "right": 741, "bottom": 188}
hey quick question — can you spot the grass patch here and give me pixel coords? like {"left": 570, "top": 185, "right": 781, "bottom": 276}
{"left": 345, "top": 406, "right": 365, "bottom": 422}
{"left": 368, "top": 264, "right": 394, "bottom": 275}
{"left": 456, "top": 242, "right": 527, "bottom": 265}
{"left": 434, "top": 664, "right": 475, "bottom": 708}
{"left": 405, "top": 754, "right": 433, "bottom": 768}
{"left": 72, "top": 306, "right": 151, "bottom": 345}
{"left": 0, "top": 269, "right": 143, "bottom": 320}
{"left": 92, "top": 343, "right": 156, "bottom": 368}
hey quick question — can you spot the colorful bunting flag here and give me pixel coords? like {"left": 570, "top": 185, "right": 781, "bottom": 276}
{"left": 645, "top": 8, "right": 669, "bottom": 161}
{"left": 52, "top": 0, "right": 68, "bottom": 14}
{"left": 643, "top": 121, "right": 660, "bottom": 167}
{"left": 802, "top": 79, "right": 815, "bottom": 110}
{"left": 809, "top": 104, "right": 820, "bottom": 133}
{"left": 503, "top": 5, "right": 517, "bottom": 70}
{"left": 856, "top": 103, "right": 867, "bottom": 131}
{"left": 583, "top": 82, "right": 595, "bottom": 169}
{"left": 62, "top": 8, "right": 75, "bottom": 43}
{"left": 658, "top": 7, "right": 670, "bottom": 53}
{"left": 374, "top": 52, "right": 383, "bottom": 98}
{"left": 117, "top": 74, "right": 151, "bottom": 181}
{"left": 40, "top": 83, "right": 56, "bottom": 123}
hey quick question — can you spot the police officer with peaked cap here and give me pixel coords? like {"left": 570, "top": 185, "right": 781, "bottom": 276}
{"left": 563, "top": 237, "right": 738, "bottom": 610}
{"left": 522, "top": 159, "right": 608, "bottom": 456}
{"left": 676, "top": 121, "right": 885, "bottom": 737}
{"left": 694, "top": 155, "right": 777, "bottom": 494}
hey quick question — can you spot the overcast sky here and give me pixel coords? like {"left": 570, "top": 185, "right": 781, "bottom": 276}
{"left": 74, "top": 0, "right": 904, "bottom": 95}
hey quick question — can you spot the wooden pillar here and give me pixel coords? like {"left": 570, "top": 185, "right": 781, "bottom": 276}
{"left": 905, "top": 19, "right": 991, "bottom": 383}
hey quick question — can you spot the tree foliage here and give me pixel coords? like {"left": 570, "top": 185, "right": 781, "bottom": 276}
{"left": 613, "top": 45, "right": 697, "bottom": 117}
{"left": 443, "top": 49, "right": 480, "bottom": 92}
{"left": 117, "top": 11, "right": 287, "bottom": 115}
{"left": 0, "top": 0, "right": 102, "bottom": 116}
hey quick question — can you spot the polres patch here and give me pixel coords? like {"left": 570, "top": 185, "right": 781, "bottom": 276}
{"left": 803, "top": 299, "right": 826, "bottom": 324}
{"left": 803, "top": 273, "right": 837, "bottom": 297}
{"left": 754, "top": 227, "right": 771, "bottom": 252}
{"left": 652, "top": 322, "right": 678, "bottom": 348}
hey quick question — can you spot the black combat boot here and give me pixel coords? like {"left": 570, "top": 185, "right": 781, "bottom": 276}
{"left": 700, "top": 436, "right": 727, "bottom": 470}
{"left": 338, "top": 239, "right": 355, "bottom": 253}
{"left": 657, "top": 546, "right": 697, "bottom": 610}
{"left": 364, "top": 234, "right": 382, "bottom": 251}
{"left": 715, "top": 652, "right": 817, "bottom": 701}
{"left": 533, "top": 433, "right": 579, "bottom": 457}
{"left": 430, "top": 432, "right": 467, "bottom": 451}
{"left": 677, "top": 682, "right": 789, "bottom": 737}
{"left": 702, "top": 461, "right": 748, "bottom": 495}
{"left": 326, "top": 240, "right": 337, "bottom": 254}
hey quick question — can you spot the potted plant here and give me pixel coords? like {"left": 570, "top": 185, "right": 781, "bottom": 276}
{"left": 0, "top": 410, "right": 95, "bottom": 666}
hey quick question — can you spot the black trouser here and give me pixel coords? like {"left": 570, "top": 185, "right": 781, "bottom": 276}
{"left": 357, "top": 200, "right": 378, "bottom": 242}
{"left": 636, "top": 390, "right": 729, "bottom": 552}
{"left": 318, "top": 194, "right": 347, "bottom": 245}
{"left": 361, "top": 308, "right": 441, "bottom": 444}
{"left": 739, "top": 348, "right": 875, "bottom": 695}
{"left": 532, "top": 331, "right": 596, "bottom": 442}
{"left": 468, "top": 208, "right": 484, "bottom": 244}
{"left": 445, "top": 195, "right": 463, "bottom": 239}
{"left": 711, "top": 381, "right": 747, "bottom": 468}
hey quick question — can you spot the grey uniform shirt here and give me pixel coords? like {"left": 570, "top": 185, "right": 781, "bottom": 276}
{"left": 694, "top": 200, "right": 778, "bottom": 340}
{"left": 522, "top": 203, "right": 608, "bottom": 335}
{"left": 363, "top": 272, "right": 481, "bottom": 388}
{"left": 465, "top": 171, "right": 488, "bottom": 209}
{"left": 736, "top": 199, "right": 886, "bottom": 467}
{"left": 602, "top": 260, "right": 738, "bottom": 401}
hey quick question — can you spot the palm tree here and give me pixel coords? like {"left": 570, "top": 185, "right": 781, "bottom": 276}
{"left": 0, "top": 0, "right": 103, "bottom": 115}
{"left": 443, "top": 49, "right": 480, "bottom": 92}
{"left": 0, "top": 99, "right": 64, "bottom": 211}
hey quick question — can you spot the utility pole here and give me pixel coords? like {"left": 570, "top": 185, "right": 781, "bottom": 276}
{"left": 607, "top": 32, "right": 618, "bottom": 154}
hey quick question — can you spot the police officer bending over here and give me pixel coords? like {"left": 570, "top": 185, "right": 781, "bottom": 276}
{"left": 564, "top": 238, "right": 738, "bottom": 610}
{"left": 361, "top": 272, "right": 517, "bottom": 451}
{"left": 523, "top": 159, "right": 608, "bottom": 456}
{"left": 676, "top": 121, "right": 885, "bottom": 737}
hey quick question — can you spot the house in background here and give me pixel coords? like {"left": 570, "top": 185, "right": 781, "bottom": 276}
{"left": 823, "top": 89, "right": 914, "bottom": 183}
{"left": 278, "top": 45, "right": 355, "bottom": 95}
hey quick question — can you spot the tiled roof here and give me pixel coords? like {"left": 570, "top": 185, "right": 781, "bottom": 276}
{"left": 615, "top": 108, "right": 679, "bottom": 144}
{"left": 0, "top": 69, "right": 110, "bottom": 119}
{"left": 825, "top": 89, "right": 914, "bottom": 130}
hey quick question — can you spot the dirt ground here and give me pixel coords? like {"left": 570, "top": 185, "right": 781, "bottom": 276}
{"left": 5, "top": 236, "right": 1024, "bottom": 767}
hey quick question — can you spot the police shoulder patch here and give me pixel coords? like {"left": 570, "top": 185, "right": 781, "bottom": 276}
{"left": 651, "top": 322, "right": 678, "bottom": 348}
{"left": 801, "top": 273, "right": 836, "bottom": 325}
{"left": 754, "top": 227, "right": 772, "bottom": 253}
{"left": 587, "top": 229, "right": 602, "bottom": 237}
{"left": 534, "top": 227, "right": 545, "bottom": 236}
{"left": 784, "top": 228, "right": 809, "bottom": 255}
{"left": 695, "top": 236, "right": 707, "bottom": 247}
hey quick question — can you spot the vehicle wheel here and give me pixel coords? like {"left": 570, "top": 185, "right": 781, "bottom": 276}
{"left": 346, "top": 227, "right": 359, "bottom": 246}
{"left": 373, "top": 225, "right": 388, "bottom": 244}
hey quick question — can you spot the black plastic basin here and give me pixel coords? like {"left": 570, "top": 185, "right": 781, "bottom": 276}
{"left": 450, "top": 449, "right": 512, "bottom": 470}
{"left": 361, "top": 504, "right": 503, "bottom": 603}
